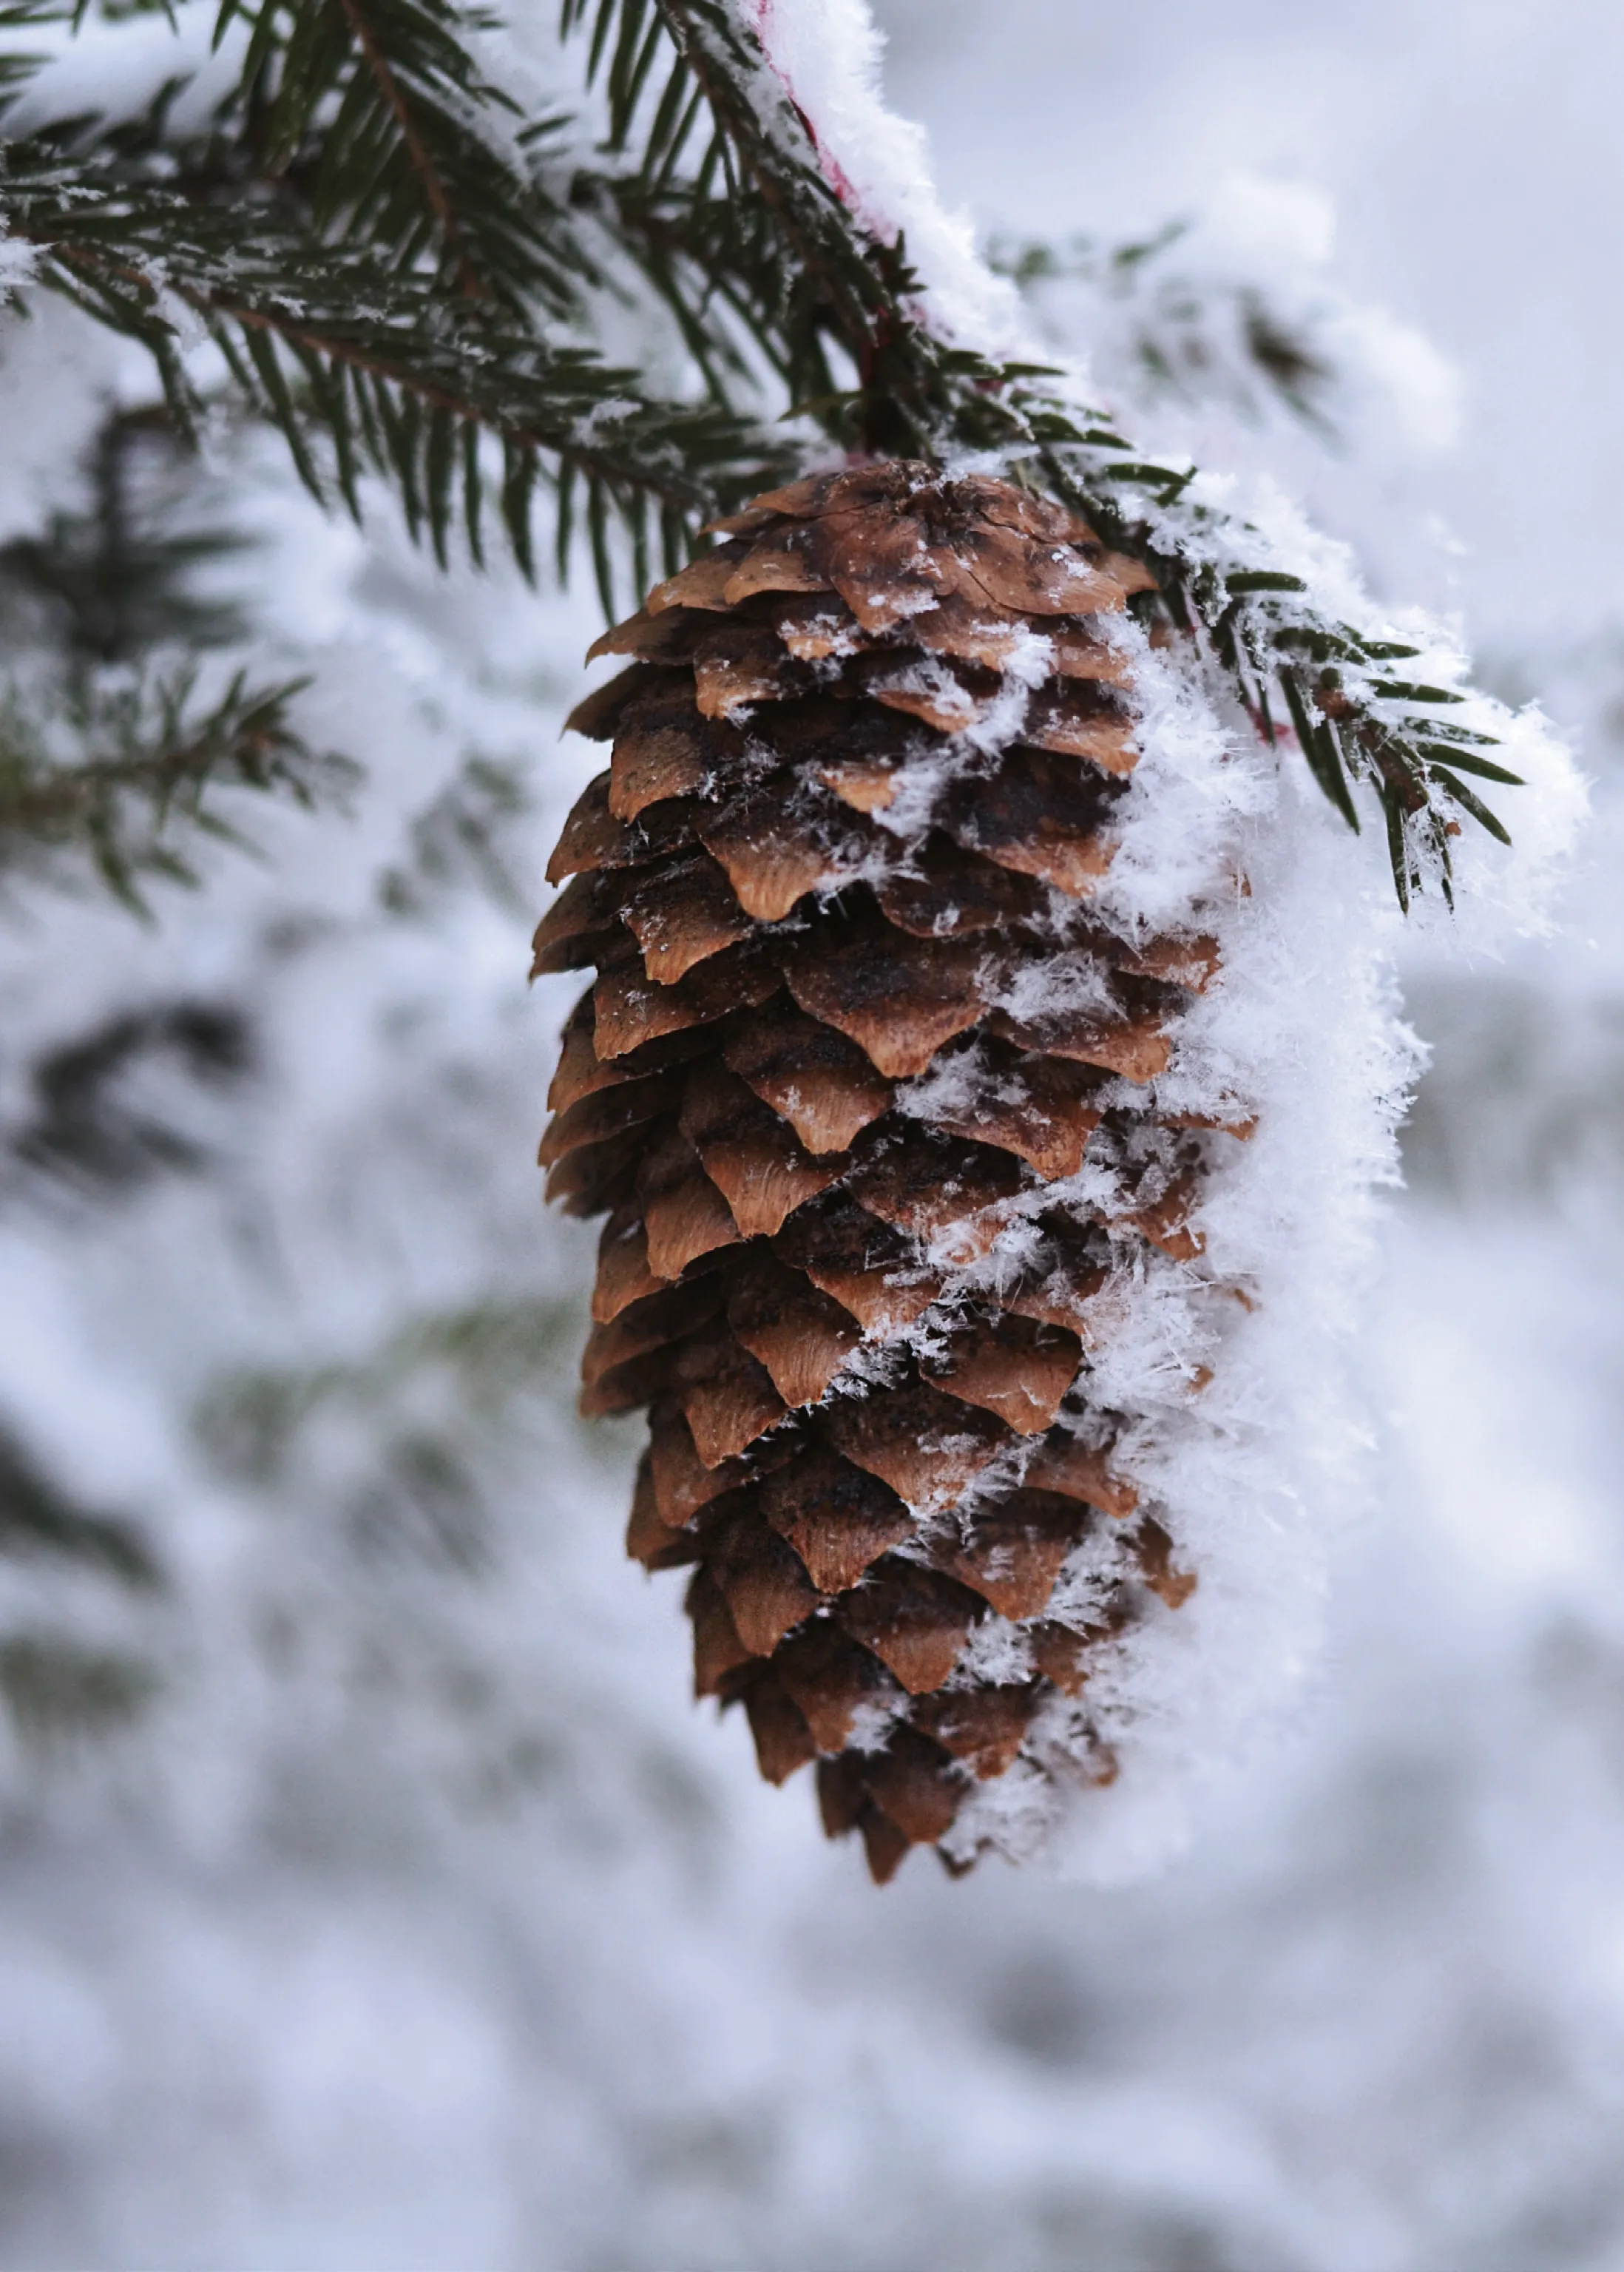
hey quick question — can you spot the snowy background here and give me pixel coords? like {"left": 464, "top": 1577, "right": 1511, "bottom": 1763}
{"left": 2, "top": 1, "right": 1624, "bottom": 2267}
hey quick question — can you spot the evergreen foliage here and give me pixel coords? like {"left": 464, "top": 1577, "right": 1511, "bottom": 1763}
{"left": 12, "top": 994, "right": 253, "bottom": 1187}
{"left": 0, "top": 398, "right": 350, "bottom": 903}
{"left": 990, "top": 226, "right": 1339, "bottom": 437}
{"left": 0, "top": 0, "right": 1523, "bottom": 901}
{"left": 0, "top": 1427, "right": 162, "bottom": 1756}
{"left": 0, "top": 1426, "right": 158, "bottom": 1588}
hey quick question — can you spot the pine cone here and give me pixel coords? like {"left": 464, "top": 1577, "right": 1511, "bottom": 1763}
{"left": 535, "top": 462, "right": 1224, "bottom": 1882}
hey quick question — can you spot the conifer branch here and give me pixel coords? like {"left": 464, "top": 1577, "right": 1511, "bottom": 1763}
{"left": 1, "top": 156, "right": 794, "bottom": 594}
{"left": 335, "top": 0, "right": 474, "bottom": 285}
{"left": 0, "top": 1430, "right": 159, "bottom": 1589}
{"left": 0, "top": 668, "right": 353, "bottom": 908}
{"left": 214, "top": 0, "right": 591, "bottom": 314}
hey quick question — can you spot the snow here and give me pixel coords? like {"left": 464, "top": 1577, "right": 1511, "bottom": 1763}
{"left": 740, "top": 0, "right": 1025, "bottom": 354}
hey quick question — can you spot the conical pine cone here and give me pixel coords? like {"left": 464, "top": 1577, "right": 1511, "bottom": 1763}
{"left": 535, "top": 461, "right": 1238, "bottom": 1883}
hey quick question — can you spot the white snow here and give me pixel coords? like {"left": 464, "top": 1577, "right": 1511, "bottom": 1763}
{"left": 739, "top": 0, "right": 1026, "bottom": 354}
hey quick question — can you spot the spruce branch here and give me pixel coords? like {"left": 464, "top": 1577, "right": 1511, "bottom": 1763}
{"left": 214, "top": 0, "right": 597, "bottom": 317}
{"left": 0, "top": 398, "right": 355, "bottom": 904}
{"left": 0, "top": 153, "right": 795, "bottom": 597}
{"left": 0, "top": 1429, "right": 159, "bottom": 1589}
{"left": 0, "top": 666, "right": 354, "bottom": 907}
{"left": 989, "top": 226, "right": 1339, "bottom": 437}
{"left": 0, "top": 402, "right": 251, "bottom": 666}
{"left": 574, "top": 0, "right": 971, "bottom": 455}
{"left": 332, "top": 0, "right": 472, "bottom": 270}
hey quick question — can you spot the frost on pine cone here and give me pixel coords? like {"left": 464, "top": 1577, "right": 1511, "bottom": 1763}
{"left": 535, "top": 462, "right": 1239, "bottom": 1883}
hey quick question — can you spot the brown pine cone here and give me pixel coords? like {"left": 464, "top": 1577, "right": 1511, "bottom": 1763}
{"left": 535, "top": 461, "right": 1226, "bottom": 1883}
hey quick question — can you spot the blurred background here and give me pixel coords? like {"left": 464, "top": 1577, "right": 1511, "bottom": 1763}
{"left": 3, "top": 1, "right": 1624, "bottom": 2266}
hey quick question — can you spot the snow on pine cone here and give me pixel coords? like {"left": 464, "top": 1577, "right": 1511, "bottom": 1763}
{"left": 533, "top": 459, "right": 1355, "bottom": 1883}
